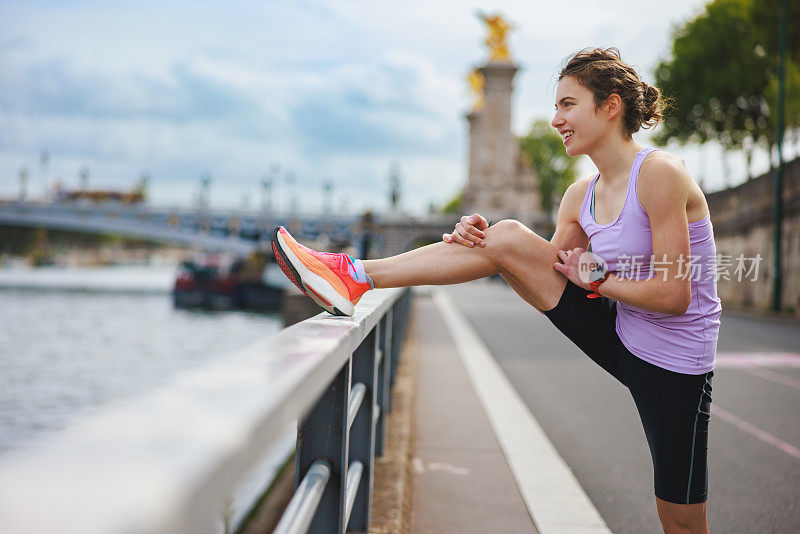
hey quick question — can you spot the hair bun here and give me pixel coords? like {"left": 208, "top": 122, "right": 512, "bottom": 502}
{"left": 641, "top": 83, "right": 660, "bottom": 122}
{"left": 642, "top": 82, "right": 658, "bottom": 102}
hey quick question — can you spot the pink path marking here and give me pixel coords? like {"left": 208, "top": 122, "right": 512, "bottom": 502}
{"left": 715, "top": 352, "right": 800, "bottom": 390}
{"left": 715, "top": 352, "right": 800, "bottom": 368}
{"left": 712, "top": 405, "right": 800, "bottom": 461}
{"left": 740, "top": 366, "right": 800, "bottom": 391}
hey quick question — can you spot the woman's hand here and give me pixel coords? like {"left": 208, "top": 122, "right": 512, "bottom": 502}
{"left": 553, "top": 247, "right": 592, "bottom": 290}
{"left": 443, "top": 213, "right": 489, "bottom": 248}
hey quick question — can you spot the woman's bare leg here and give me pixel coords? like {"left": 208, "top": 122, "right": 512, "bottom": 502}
{"left": 363, "top": 220, "right": 567, "bottom": 312}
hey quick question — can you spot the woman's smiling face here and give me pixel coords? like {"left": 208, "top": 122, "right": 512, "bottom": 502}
{"left": 551, "top": 75, "right": 607, "bottom": 157}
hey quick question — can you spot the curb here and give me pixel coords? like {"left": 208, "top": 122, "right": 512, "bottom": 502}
{"left": 369, "top": 302, "right": 418, "bottom": 534}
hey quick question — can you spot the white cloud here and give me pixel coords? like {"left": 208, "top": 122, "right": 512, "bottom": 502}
{"left": 0, "top": 0, "right": 779, "bottom": 215}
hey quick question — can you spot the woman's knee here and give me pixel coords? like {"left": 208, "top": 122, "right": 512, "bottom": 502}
{"left": 484, "top": 219, "right": 565, "bottom": 310}
{"left": 656, "top": 499, "right": 708, "bottom": 534}
{"left": 487, "top": 219, "right": 553, "bottom": 257}
{"left": 486, "top": 219, "right": 528, "bottom": 248}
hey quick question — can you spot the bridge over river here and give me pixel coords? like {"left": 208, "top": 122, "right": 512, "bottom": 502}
{"left": 0, "top": 200, "right": 459, "bottom": 257}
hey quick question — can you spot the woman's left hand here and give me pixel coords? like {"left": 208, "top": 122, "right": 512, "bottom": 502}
{"left": 553, "top": 247, "right": 591, "bottom": 290}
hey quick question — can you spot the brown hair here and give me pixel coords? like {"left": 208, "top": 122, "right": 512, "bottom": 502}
{"left": 558, "top": 47, "right": 670, "bottom": 138}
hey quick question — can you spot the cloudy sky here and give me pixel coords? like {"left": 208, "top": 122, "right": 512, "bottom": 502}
{"left": 0, "top": 0, "right": 785, "bottom": 215}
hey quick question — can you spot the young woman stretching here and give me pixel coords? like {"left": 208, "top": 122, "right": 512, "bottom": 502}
{"left": 271, "top": 48, "right": 721, "bottom": 534}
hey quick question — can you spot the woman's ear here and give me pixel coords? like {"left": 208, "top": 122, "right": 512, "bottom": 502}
{"left": 604, "top": 93, "right": 623, "bottom": 119}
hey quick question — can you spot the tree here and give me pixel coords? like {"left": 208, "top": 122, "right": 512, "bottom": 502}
{"left": 441, "top": 190, "right": 464, "bottom": 215}
{"left": 654, "top": 0, "right": 771, "bottom": 150}
{"left": 765, "top": 54, "right": 800, "bottom": 153}
{"left": 654, "top": 0, "right": 800, "bottom": 177}
{"left": 750, "top": 0, "right": 800, "bottom": 63}
{"left": 749, "top": 0, "right": 800, "bottom": 156}
{"left": 519, "top": 120, "right": 577, "bottom": 229}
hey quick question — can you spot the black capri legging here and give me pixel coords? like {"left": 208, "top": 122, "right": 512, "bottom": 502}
{"left": 543, "top": 280, "right": 714, "bottom": 504}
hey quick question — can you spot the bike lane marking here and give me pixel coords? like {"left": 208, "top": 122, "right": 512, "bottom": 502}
{"left": 434, "top": 288, "right": 612, "bottom": 534}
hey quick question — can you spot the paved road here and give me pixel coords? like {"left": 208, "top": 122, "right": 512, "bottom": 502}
{"left": 443, "top": 280, "right": 800, "bottom": 534}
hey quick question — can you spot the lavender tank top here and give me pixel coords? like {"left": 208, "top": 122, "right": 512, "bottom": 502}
{"left": 579, "top": 147, "right": 721, "bottom": 374}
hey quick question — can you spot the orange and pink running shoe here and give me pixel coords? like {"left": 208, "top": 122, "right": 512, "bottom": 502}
{"left": 271, "top": 226, "right": 372, "bottom": 316}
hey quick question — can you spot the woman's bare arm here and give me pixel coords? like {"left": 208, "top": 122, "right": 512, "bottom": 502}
{"left": 593, "top": 155, "right": 693, "bottom": 315}
{"left": 550, "top": 179, "right": 591, "bottom": 252}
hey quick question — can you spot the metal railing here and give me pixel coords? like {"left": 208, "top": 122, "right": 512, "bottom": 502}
{"left": 274, "top": 288, "right": 410, "bottom": 534}
{"left": 0, "top": 287, "right": 410, "bottom": 534}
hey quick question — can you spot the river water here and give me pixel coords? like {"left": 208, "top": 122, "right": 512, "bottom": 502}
{"left": 0, "top": 265, "right": 284, "bottom": 453}
{"left": 0, "top": 264, "right": 296, "bottom": 527}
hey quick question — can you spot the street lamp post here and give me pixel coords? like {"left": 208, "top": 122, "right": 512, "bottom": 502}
{"left": 199, "top": 173, "right": 211, "bottom": 211}
{"left": 19, "top": 166, "right": 28, "bottom": 201}
{"left": 39, "top": 151, "right": 49, "bottom": 202}
{"left": 323, "top": 180, "right": 333, "bottom": 215}
{"left": 261, "top": 175, "right": 272, "bottom": 213}
{"left": 771, "top": 0, "right": 787, "bottom": 312}
{"left": 285, "top": 171, "right": 296, "bottom": 216}
{"left": 80, "top": 166, "right": 90, "bottom": 190}
{"left": 270, "top": 163, "right": 281, "bottom": 215}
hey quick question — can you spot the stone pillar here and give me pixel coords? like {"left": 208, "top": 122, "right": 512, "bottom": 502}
{"left": 463, "top": 62, "right": 521, "bottom": 221}
{"left": 464, "top": 110, "right": 482, "bottom": 208}
{"left": 479, "top": 62, "right": 518, "bottom": 188}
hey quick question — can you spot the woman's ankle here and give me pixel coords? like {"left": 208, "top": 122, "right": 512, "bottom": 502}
{"left": 361, "top": 259, "right": 382, "bottom": 289}
{"left": 350, "top": 258, "right": 374, "bottom": 288}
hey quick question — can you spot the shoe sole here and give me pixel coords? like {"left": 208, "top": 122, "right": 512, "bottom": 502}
{"left": 271, "top": 227, "right": 354, "bottom": 316}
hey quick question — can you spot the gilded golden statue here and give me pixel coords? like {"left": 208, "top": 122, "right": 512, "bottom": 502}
{"left": 476, "top": 11, "right": 513, "bottom": 63}
{"left": 467, "top": 68, "right": 485, "bottom": 111}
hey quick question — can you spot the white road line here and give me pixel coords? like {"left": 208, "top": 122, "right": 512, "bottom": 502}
{"left": 434, "top": 289, "right": 612, "bottom": 534}
{"left": 412, "top": 457, "right": 426, "bottom": 474}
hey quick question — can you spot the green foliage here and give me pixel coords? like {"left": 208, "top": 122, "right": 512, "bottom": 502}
{"left": 654, "top": 0, "right": 771, "bottom": 148}
{"left": 750, "top": 0, "right": 800, "bottom": 63}
{"left": 519, "top": 120, "right": 577, "bottom": 224}
{"left": 441, "top": 190, "right": 464, "bottom": 214}
{"left": 654, "top": 0, "right": 800, "bottom": 151}
{"left": 766, "top": 58, "right": 800, "bottom": 136}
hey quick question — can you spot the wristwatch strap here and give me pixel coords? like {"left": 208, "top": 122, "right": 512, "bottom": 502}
{"left": 587, "top": 271, "right": 611, "bottom": 299}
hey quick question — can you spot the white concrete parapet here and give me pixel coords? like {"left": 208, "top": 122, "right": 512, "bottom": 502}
{"left": 0, "top": 287, "right": 406, "bottom": 534}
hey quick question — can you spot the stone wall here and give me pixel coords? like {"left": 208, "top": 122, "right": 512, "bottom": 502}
{"left": 374, "top": 215, "right": 459, "bottom": 258}
{"left": 707, "top": 157, "right": 800, "bottom": 314}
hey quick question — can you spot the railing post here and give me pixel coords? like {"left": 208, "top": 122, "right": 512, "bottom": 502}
{"left": 347, "top": 328, "right": 378, "bottom": 531}
{"left": 375, "top": 316, "right": 388, "bottom": 456}
{"left": 382, "top": 308, "right": 394, "bottom": 415}
{"left": 295, "top": 359, "right": 352, "bottom": 533}
{"left": 403, "top": 290, "right": 410, "bottom": 336}
{"left": 389, "top": 298, "right": 401, "bottom": 389}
